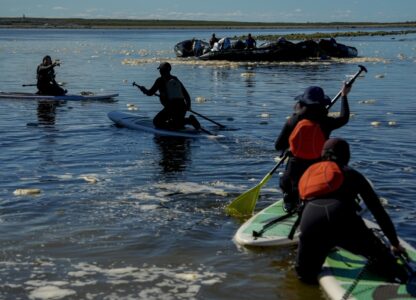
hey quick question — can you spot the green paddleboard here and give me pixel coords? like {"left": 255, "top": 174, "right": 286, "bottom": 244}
{"left": 319, "top": 219, "right": 416, "bottom": 300}
{"left": 233, "top": 199, "right": 299, "bottom": 247}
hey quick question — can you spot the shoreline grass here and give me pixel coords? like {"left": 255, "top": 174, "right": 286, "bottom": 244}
{"left": 2, "top": 17, "right": 416, "bottom": 40}
{"left": 1, "top": 17, "right": 416, "bottom": 30}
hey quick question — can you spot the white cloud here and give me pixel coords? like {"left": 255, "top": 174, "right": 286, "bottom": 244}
{"left": 52, "top": 6, "right": 67, "bottom": 11}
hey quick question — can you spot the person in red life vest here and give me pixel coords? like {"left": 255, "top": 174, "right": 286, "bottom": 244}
{"left": 138, "top": 62, "right": 201, "bottom": 130}
{"left": 295, "top": 138, "right": 408, "bottom": 284}
{"left": 275, "top": 84, "right": 351, "bottom": 212}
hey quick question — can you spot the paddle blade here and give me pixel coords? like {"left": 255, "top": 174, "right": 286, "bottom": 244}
{"left": 225, "top": 174, "right": 272, "bottom": 217}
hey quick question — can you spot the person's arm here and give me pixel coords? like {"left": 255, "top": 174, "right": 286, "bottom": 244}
{"left": 324, "top": 84, "right": 351, "bottom": 131}
{"left": 180, "top": 82, "right": 191, "bottom": 110}
{"left": 275, "top": 117, "right": 294, "bottom": 152}
{"left": 354, "top": 171, "right": 400, "bottom": 247}
{"left": 37, "top": 64, "right": 55, "bottom": 75}
{"left": 140, "top": 78, "right": 160, "bottom": 96}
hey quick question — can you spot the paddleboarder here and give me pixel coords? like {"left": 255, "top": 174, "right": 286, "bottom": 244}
{"left": 36, "top": 55, "right": 67, "bottom": 96}
{"left": 295, "top": 138, "right": 408, "bottom": 284}
{"left": 275, "top": 84, "right": 351, "bottom": 212}
{"left": 137, "top": 62, "right": 201, "bottom": 130}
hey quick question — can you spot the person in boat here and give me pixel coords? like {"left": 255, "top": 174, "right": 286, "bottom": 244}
{"left": 192, "top": 38, "right": 202, "bottom": 57}
{"left": 274, "top": 84, "right": 351, "bottom": 212}
{"left": 137, "top": 62, "right": 201, "bottom": 130}
{"left": 245, "top": 33, "right": 257, "bottom": 49}
{"left": 216, "top": 37, "right": 231, "bottom": 51}
{"left": 295, "top": 138, "right": 409, "bottom": 284}
{"left": 36, "top": 55, "right": 67, "bottom": 96}
{"left": 209, "top": 33, "right": 219, "bottom": 48}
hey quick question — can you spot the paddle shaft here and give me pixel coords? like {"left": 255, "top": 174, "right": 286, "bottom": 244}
{"left": 269, "top": 151, "right": 289, "bottom": 176}
{"left": 189, "top": 109, "right": 226, "bottom": 128}
{"left": 327, "top": 64, "right": 367, "bottom": 110}
{"left": 22, "top": 82, "right": 65, "bottom": 87}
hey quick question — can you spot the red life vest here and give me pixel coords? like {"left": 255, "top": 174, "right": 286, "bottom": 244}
{"left": 298, "top": 161, "right": 344, "bottom": 200}
{"left": 289, "top": 119, "right": 326, "bottom": 160}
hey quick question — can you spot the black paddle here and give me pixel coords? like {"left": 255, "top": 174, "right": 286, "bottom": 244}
{"left": 327, "top": 64, "right": 367, "bottom": 109}
{"left": 22, "top": 82, "right": 66, "bottom": 87}
{"left": 189, "top": 109, "right": 226, "bottom": 128}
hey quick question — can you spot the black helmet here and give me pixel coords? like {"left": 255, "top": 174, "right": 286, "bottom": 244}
{"left": 321, "top": 138, "right": 350, "bottom": 165}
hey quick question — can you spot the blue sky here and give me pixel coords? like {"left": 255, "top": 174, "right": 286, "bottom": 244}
{"left": 1, "top": 0, "right": 415, "bottom": 23}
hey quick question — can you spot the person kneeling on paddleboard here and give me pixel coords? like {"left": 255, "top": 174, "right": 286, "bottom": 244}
{"left": 275, "top": 84, "right": 351, "bottom": 213}
{"left": 36, "top": 55, "right": 67, "bottom": 96}
{"left": 137, "top": 62, "right": 201, "bottom": 131}
{"left": 295, "top": 138, "right": 408, "bottom": 284}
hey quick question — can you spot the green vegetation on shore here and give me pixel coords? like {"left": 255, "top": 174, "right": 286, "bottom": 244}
{"left": 2, "top": 17, "right": 416, "bottom": 40}
{"left": 1, "top": 17, "right": 416, "bottom": 30}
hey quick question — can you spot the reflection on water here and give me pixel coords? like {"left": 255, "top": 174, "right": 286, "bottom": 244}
{"left": 154, "top": 135, "right": 192, "bottom": 173}
{"left": 37, "top": 100, "right": 59, "bottom": 125}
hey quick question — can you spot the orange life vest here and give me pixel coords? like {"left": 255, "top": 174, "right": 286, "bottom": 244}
{"left": 289, "top": 119, "right": 326, "bottom": 160}
{"left": 298, "top": 161, "right": 344, "bottom": 200}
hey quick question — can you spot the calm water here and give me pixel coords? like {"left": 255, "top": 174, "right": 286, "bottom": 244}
{"left": 0, "top": 28, "right": 415, "bottom": 300}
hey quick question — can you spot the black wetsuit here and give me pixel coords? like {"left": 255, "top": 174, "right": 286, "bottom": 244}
{"left": 296, "top": 165, "right": 406, "bottom": 283}
{"left": 143, "top": 75, "right": 191, "bottom": 129}
{"left": 36, "top": 64, "right": 66, "bottom": 96}
{"left": 275, "top": 96, "right": 350, "bottom": 205}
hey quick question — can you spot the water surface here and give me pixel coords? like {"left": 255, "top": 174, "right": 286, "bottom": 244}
{"left": 0, "top": 28, "right": 415, "bottom": 299}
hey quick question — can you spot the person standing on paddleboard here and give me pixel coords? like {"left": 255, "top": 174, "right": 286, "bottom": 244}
{"left": 275, "top": 84, "right": 351, "bottom": 212}
{"left": 295, "top": 138, "right": 408, "bottom": 284}
{"left": 137, "top": 62, "right": 201, "bottom": 130}
{"left": 36, "top": 55, "right": 67, "bottom": 96}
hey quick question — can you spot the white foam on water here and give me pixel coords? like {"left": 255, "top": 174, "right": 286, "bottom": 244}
{"left": 26, "top": 280, "right": 68, "bottom": 287}
{"left": 154, "top": 182, "right": 228, "bottom": 197}
{"left": 358, "top": 99, "right": 377, "bottom": 104}
{"left": 79, "top": 175, "right": 99, "bottom": 184}
{"left": 137, "top": 204, "right": 161, "bottom": 211}
{"left": 121, "top": 56, "right": 386, "bottom": 68}
{"left": 128, "top": 191, "right": 166, "bottom": 202}
{"left": 63, "top": 262, "right": 226, "bottom": 299}
{"left": 28, "top": 285, "right": 76, "bottom": 300}
{"left": 13, "top": 188, "right": 41, "bottom": 196}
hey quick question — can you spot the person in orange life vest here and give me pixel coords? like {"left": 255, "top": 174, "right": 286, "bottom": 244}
{"left": 295, "top": 138, "right": 408, "bottom": 284}
{"left": 274, "top": 84, "right": 351, "bottom": 212}
{"left": 138, "top": 62, "right": 200, "bottom": 130}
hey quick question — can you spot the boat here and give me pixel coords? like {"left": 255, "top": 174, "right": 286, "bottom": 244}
{"left": 174, "top": 39, "right": 211, "bottom": 57}
{"left": 0, "top": 92, "right": 119, "bottom": 101}
{"left": 197, "top": 38, "right": 357, "bottom": 61}
{"left": 319, "top": 219, "right": 416, "bottom": 300}
{"left": 108, "top": 111, "right": 219, "bottom": 138}
{"left": 318, "top": 38, "right": 358, "bottom": 58}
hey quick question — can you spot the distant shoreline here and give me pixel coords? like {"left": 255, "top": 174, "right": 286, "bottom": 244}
{"left": 2, "top": 17, "right": 416, "bottom": 40}
{"left": 1, "top": 17, "right": 416, "bottom": 30}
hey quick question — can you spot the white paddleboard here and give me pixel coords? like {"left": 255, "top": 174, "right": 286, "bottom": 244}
{"left": 108, "top": 111, "right": 217, "bottom": 138}
{"left": 0, "top": 92, "right": 118, "bottom": 101}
